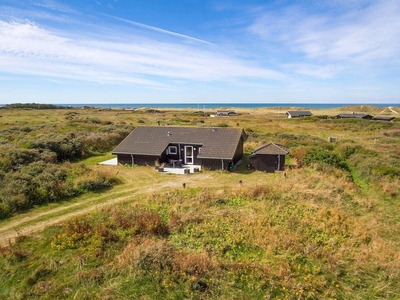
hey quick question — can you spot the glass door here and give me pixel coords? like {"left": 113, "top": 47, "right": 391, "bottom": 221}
{"left": 184, "top": 146, "right": 193, "bottom": 164}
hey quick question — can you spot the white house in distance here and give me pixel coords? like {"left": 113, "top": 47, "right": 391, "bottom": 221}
{"left": 285, "top": 111, "right": 313, "bottom": 118}
{"left": 216, "top": 110, "right": 238, "bottom": 116}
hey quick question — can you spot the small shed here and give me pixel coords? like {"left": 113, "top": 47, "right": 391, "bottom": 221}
{"left": 286, "top": 111, "right": 312, "bottom": 118}
{"left": 249, "top": 143, "right": 289, "bottom": 172}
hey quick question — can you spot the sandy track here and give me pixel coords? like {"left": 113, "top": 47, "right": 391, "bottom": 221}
{"left": 0, "top": 174, "right": 210, "bottom": 246}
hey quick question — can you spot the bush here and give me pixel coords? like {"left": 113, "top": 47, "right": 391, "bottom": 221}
{"left": 290, "top": 146, "right": 309, "bottom": 168}
{"left": 76, "top": 170, "right": 119, "bottom": 192}
{"left": 305, "top": 148, "right": 348, "bottom": 170}
{"left": 84, "top": 132, "right": 129, "bottom": 153}
{"left": 337, "top": 144, "right": 362, "bottom": 159}
{"left": 0, "top": 202, "right": 11, "bottom": 219}
{"left": 77, "top": 178, "right": 113, "bottom": 191}
{"left": 3, "top": 148, "right": 43, "bottom": 170}
{"left": 31, "top": 133, "right": 85, "bottom": 161}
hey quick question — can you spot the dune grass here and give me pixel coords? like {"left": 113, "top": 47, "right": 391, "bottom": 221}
{"left": 1, "top": 166, "right": 399, "bottom": 299}
{"left": 0, "top": 105, "right": 399, "bottom": 299}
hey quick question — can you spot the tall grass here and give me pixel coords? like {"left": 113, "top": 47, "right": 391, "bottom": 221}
{"left": 2, "top": 168, "right": 399, "bottom": 299}
{"left": 1, "top": 105, "right": 399, "bottom": 298}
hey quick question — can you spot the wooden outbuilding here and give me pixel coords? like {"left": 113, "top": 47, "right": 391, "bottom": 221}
{"left": 249, "top": 143, "right": 289, "bottom": 172}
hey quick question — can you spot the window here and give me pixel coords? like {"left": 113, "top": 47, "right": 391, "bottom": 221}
{"left": 168, "top": 146, "right": 177, "bottom": 155}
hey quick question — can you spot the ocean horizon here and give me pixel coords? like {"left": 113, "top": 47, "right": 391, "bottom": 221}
{"left": 60, "top": 103, "right": 398, "bottom": 109}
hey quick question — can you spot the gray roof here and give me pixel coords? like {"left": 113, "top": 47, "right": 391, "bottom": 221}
{"left": 336, "top": 113, "right": 372, "bottom": 119}
{"left": 112, "top": 126, "right": 246, "bottom": 159}
{"left": 250, "top": 143, "right": 289, "bottom": 156}
{"left": 286, "top": 111, "right": 312, "bottom": 117}
{"left": 373, "top": 116, "right": 395, "bottom": 121}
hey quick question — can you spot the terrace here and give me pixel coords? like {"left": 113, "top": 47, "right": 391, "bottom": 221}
{"left": 159, "top": 160, "right": 202, "bottom": 174}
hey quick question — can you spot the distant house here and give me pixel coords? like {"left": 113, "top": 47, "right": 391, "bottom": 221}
{"left": 373, "top": 116, "right": 395, "bottom": 122}
{"left": 336, "top": 113, "right": 373, "bottom": 119}
{"left": 146, "top": 109, "right": 162, "bottom": 114}
{"left": 216, "top": 110, "right": 238, "bottom": 116}
{"left": 286, "top": 111, "right": 312, "bottom": 118}
{"left": 112, "top": 126, "right": 247, "bottom": 171}
{"left": 249, "top": 143, "right": 289, "bottom": 172}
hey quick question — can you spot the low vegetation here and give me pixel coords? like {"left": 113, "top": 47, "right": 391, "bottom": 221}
{"left": 0, "top": 108, "right": 132, "bottom": 219}
{"left": 0, "top": 104, "right": 399, "bottom": 299}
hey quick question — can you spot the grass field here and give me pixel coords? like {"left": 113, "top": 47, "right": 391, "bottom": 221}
{"left": 0, "top": 105, "right": 399, "bottom": 299}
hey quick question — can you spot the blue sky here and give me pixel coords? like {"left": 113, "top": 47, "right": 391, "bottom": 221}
{"left": 0, "top": 0, "right": 399, "bottom": 104}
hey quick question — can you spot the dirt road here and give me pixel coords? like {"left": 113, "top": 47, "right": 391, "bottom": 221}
{"left": 0, "top": 173, "right": 211, "bottom": 246}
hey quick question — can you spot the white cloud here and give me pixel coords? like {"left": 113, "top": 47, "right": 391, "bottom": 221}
{"left": 101, "top": 14, "right": 213, "bottom": 45}
{"left": 32, "top": 0, "right": 77, "bottom": 14}
{"left": 286, "top": 63, "right": 344, "bottom": 79}
{"left": 249, "top": 0, "right": 400, "bottom": 73}
{"left": 0, "top": 19, "right": 284, "bottom": 88}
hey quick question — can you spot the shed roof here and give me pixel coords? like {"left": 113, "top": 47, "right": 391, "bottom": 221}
{"left": 112, "top": 126, "right": 246, "bottom": 159}
{"left": 250, "top": 143, "right": 289, "bottom": 156}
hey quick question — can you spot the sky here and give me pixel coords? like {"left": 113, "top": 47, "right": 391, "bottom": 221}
{"left": 0, "top": 0, "right": 399, "bottom": 104}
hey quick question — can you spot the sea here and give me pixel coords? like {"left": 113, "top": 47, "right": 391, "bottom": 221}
{"left": 61, "top": 103, "right": 398, "bottom": 109}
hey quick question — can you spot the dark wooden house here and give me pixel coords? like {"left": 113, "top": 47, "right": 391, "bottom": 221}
{"left": 112, "top": 126, "right": 247, "bottom": 171}
{"left": 249, "top": 143, "right": 289, "bottom": 172}
{"left": 286, "top": 111, "right": 313, "bottom": 118}
{"left": 336, "top": 113, "right": 373, "bottom": 119}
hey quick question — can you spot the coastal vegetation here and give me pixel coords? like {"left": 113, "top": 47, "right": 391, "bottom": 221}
{"left": 0, "top": 104, "right": 399, "bottom": 299}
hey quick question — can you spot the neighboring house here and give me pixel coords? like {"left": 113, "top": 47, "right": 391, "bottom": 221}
{"left": 286, "top": 111, "right": 312, "bottom": 118}
{"left": 112, "top": 126, "right": 247, "bottom": 171}
{"left": 249, "top": 143, "right": 289, "bottom": 172}
{"left": 373, "top": 116, "right": 395, "bottom": 122}
{"left": 336, "top": 113, "right": 373, "bottom": 119}
{"left": 216, "top": 110, "right": 238, "bottom": 116}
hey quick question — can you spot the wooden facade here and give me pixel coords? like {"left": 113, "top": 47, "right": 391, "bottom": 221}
{"left": 112, "top": 126, "right": 246, "bottom": 171}
{"left": 249, "top": 143, "right": 289, "bottom": 172}
{"left": 249, "top": 153, "right": 286, "bottom": 172}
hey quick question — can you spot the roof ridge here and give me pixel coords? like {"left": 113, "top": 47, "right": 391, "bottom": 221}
{"left": 253, "top": 142, "right": 289, "bottom": 154}
{"left": 253, "top": 142, "right": 272, "bottom": 152}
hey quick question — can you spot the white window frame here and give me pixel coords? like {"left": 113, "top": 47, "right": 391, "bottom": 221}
{"left": 168, "top": 146, "right": 178, "bottom": 155}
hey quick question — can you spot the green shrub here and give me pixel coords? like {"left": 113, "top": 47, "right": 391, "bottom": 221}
{"left": 0, "top": 202, "right": 11, "bottom": 219}
{"left": 31, "top": 133, "right": 85, "bottom": 161}
{"left": 78, "top": 178, "right": 113, "bottom": 191}
{"left": 337, "top": 144, "right": 362, "bottom": 159}
{"left": 305, "top": 148, "right": 348, "bottom": 170}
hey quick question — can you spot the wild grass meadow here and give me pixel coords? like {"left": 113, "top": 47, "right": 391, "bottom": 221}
{"left": 0, "top": 104, "right": 399, "bottom": 299}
